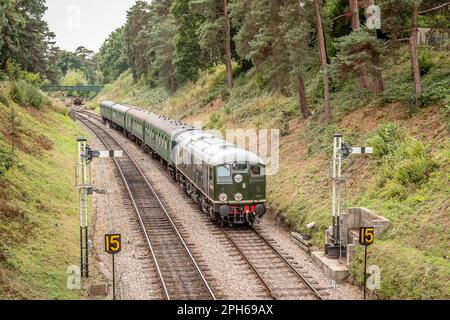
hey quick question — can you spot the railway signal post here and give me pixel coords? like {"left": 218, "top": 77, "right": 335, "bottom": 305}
{"left": 75, "top": 136, "right": 123, "bottom": 278}
{"left": 326, "top": 134, "right": 373, "bottom": 259}
{"left": 76, "top": 137, "right": 91, "bottom": 277}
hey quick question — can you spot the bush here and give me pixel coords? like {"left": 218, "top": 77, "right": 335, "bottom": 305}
{"left": 205, "top": 112, "right": 224, "bottom": 129}
{"left": 394, "top": 141, "right": 437, "bottom": 185}
{"left": 49, "top": 103, "right": 68, "bottom": 116}
{"left": 416, "top": 78, "right": 450, "bottom": 108}
{"left": 0, "top": 134, "right": 16, "bottom": 179}
{"left": 380, "top": 180, "right": 406, "bottom": 199}
{"left": 5, "top": 61, "right": 41, "bottom": 85}
{"left": 0, "top": 70, "right": 8, "bottom": 81}
{"left": 418, "top": 47, "right": 433, "bottom": 76}
{"left": 9, "top": 80, "right": 50, "bottom": 109}
{"left": 396, "top": 157, "right": 436, "bottom": 185}
{"left": 368, "top": 123, "right": 406, "bottom": 159}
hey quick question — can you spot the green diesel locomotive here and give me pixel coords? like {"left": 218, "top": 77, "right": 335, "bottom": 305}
{"left": 100, "top": 101, "right": 266, "bottom": 226}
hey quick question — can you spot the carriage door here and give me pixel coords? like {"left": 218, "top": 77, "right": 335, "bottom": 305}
{"left": 208, "top": 167, "right": 213, "bottom": 198}
{"left": 203, "top": 165, "right": 208, "bottom": 195}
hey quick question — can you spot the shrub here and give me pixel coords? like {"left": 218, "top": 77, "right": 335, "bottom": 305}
{"left": 0, "top": 134, "right": 16, "bottom": 179}
{"left": 396, "top": 157, "right": 436, "bottom": 185}
{"left": 0, "top": 94, "right": 9, "bottom": 107}
{"left": 416, "top": 78, "right": 450, "bottom": 107}
{"left": 0, "top": 70, "right": 8, "bottom": 81}
{"left": 418, "top": 47, "right": 433, "bottom": 76}
{"left": 49, "top": 103, "right": 68, "bottom": 116}
{"left": 280, "top": 122, "right": 289, "bottom": 136}
{"left": 368, "top": 123, "right": 405, "bottom": 159}
{"left": 205, "top": 112, "right": 224, "bottom": 129}
{"left": 380, "top": 180, "right": 406, "bottom": 199}
{"left": 394, "top": 141, "right": 437, "bottom": 185}
{"left": 9, "top": 80, "right": 50, "bottom": 109}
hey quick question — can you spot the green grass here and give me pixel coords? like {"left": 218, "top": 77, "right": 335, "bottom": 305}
{"left": 0, "top": 82, "right": 86, "bottom": 299}
{"left": 94, "top": 46, "right": 450, "bottom": 299}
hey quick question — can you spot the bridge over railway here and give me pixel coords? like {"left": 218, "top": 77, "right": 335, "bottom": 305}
{"left": 41, "top": 85, "right": 104, "bottom": 92}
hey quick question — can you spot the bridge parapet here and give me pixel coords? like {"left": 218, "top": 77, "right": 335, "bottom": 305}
{"left": 41, "top": 85, "right": 104, "bottom": 92}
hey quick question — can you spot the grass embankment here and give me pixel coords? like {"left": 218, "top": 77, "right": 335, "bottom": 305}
{"left": 0, "top": 81, "right": 85, "bottom": 299}
{"left": 95, "top": 47, "right": 449, "bottom": 299}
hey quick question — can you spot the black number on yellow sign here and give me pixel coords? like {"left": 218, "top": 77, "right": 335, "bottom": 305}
{"left": 359, "top": 227, "right": 374, "bottom": 246}
{"left": 105, "top": 234, "right": 121, "bottom": 254}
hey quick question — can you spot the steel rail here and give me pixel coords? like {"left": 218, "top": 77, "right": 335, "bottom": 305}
{"left": 220, "top": 226, "right": 324, "bottom": 300}
{"left": 74, "top": 111, "right": 216, "bottom": 300}
{"left": 250, "top": 227, "right": 324, "bottom": 300}
{"left": 220, "top": 227, "right": 278, "bottom": 299}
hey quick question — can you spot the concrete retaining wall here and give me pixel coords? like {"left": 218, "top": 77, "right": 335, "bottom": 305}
{"left": 340, "top": 207, "right": 390, "bottom": 265}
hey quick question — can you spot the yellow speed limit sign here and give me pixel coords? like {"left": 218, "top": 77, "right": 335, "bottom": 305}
{"left": 359, "top": 227, "right": 374, "bottom": 246}
{"left": 105, "top": 234, "right": 122, "bottom": 254}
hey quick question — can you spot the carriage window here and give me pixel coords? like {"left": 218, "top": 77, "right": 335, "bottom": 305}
{"left": 250, "top": 165, "right": 263, "bottom": 176}
{"left": 233, "top": 163, "right": 248, "bottom": 172}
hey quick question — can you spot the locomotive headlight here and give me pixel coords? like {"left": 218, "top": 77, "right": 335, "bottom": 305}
{"left": 219, "top": 193, "right": 228, "bottom": 202}
{"left": 234, "top": 193, "right": 243, "bottom": 201}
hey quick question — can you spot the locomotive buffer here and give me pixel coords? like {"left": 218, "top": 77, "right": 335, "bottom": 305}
{"left": 75, "top": 137, "right": 122, "bottom": 277}
{"left": 326, "top": 133, "right": 373, "bottom": 259}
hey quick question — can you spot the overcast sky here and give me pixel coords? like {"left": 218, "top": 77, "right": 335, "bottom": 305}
{"left": 44, "top": 0, "right": 142, "bottom": 52}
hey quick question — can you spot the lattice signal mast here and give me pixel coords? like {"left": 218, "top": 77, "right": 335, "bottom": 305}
{"left": 327, "top": 134, "right": 373, "bottom": 258}
{"left": 75, "top": 137, "right": 91, "bottom": 277}
{"left": 75, "top": 136, "right": 122, "bottom": 277}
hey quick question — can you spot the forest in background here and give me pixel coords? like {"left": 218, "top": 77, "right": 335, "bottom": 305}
{"left": 1, "top": 0, "right": 449, "bottom": 115}
{"left": 93, "top": 0, "right": 449, "bottom": 121}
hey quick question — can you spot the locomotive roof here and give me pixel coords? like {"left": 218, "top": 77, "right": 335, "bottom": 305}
{"left": 176, "top": 130, "right": 265, "bottom": 166}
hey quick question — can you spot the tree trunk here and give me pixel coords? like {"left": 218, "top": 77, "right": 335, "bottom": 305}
{"left": 410, "top": 4, "right": 422, "bottom": 96}
{"left": 349, "top": 0, "right": 370, "bottom": 89}
{"left": 314, "top": 0, "right": 332, "bottom": 122}
{"left": 224, "top": 0, "right": 233, "bottom": 87}
{"left": 349, "top": 0, "right": 360, "bottom": 30}
{"left": 298, "top": 75, "right": 311, "bottom": 120}
{"left": 371, "top": 70, "right": 384, "bottom": 96}
{"left": 371, "top": 50, "right": 384, "bottom": 96}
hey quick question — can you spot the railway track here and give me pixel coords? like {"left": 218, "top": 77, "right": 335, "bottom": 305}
{"left": 75, "top": 108, "right": 326, "bottom": 300}
{"left": 220, "top": 227, "right": 325, "bottom": 300}
{"left": 73, "top": 111, "right": 216, "bottom": 300}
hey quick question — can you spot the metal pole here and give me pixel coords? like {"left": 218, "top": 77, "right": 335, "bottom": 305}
{"left": 336, "top": 136, "right": 342, "bottom": 244}
{"left": 332, "top": 134, "right": 343, "bottom": 243}
{"left": 112, "top": 254, "right": 116, "bottom": 300}
{"left": 364, "top": 245, "right": 367, "bottom": 300}
{"left": 332, "top": 136, "right": 337, "bottom": 241}
{"left": 76, "top": 137, "right": 90, "bottom": 278}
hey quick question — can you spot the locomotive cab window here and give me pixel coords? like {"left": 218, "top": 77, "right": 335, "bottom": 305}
{"left": 216, "top": 165, "right": 232, "bottom": 184}
{"left": 250, "top": 165, "right": 264, "bottom": 176}
{"left": 232, "top": 163, "right": 248, "bottom": 172}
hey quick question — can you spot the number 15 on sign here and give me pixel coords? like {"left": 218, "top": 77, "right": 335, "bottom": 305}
{"left": 105, "top": 234, "right": 121, "bottom": 254}
{"left": 359, "top": 227, "right": 374, "bottom": 246}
